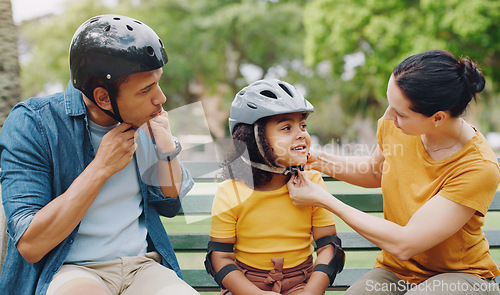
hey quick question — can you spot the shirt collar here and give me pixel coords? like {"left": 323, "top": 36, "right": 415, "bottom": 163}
{"left": 64, "top": 80, "right": 87, "bottom": 117}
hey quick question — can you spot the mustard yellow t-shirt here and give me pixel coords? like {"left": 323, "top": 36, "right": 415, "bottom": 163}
{"left": 375, "top": 118, "right": 500, "bottom": 284}
{"left": 210, "top": 170, "right": 336, "bottom": 270}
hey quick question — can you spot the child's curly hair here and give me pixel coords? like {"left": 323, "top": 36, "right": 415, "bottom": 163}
{"left": 220, "top": 117, "right": 278, "bottom": 188}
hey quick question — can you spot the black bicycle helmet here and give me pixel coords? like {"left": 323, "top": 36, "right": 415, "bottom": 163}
{"left": 69, "top": 14, "right": 168, "bottom": 122}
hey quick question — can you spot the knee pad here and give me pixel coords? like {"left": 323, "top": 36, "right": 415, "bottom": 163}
{"left": 204, "top": 241, "right": 239, "bottom": 288}
{"left": 313, "top": 235, "right": 345, "bottom": 285}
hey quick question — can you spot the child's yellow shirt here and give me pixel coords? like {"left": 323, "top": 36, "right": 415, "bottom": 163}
{"left": 210, "top": 170, "right": 336, "bottom": 270}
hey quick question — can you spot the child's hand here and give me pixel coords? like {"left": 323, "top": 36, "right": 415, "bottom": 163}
{"left": 261, "top": 292, "right": 281, "bottom": 295}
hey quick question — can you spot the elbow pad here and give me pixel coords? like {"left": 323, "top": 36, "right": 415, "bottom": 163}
{"left": 313, "top": 235, "right": 345, "bottom": 285}
{"left": 204, "top": 241, "right": 240, "bottom": 288}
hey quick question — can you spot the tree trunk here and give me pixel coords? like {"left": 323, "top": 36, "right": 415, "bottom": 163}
{"left": 0, "top": 0, "right": 22, "bottom": 270}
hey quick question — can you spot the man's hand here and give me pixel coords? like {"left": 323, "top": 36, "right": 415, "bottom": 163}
{"left": 142, "top": 110, "right": 176, "bottom": 152}
{"left": 94, "top": 122, "right": 137, "bottom": 178}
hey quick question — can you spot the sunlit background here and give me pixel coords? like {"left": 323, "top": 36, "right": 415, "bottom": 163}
{"left": 4, "top": 0, "right": 500, "bottom": 156}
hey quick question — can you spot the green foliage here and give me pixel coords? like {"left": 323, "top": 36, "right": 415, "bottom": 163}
{"left": 20, "top": 0, "right": 333, "bottom": 137}
{"left": 126, "top": 0, "right": 309, "bottom": 107}
{"left": 304, "top": 0, "right": 500, "bottom": 132}
{"left": 18, "top": 0, "right": 500, "bottom": 142}
{"left": 20, "top": 0, "right": 116, "bottom": 98}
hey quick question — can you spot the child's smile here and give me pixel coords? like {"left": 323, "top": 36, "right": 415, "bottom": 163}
{"left": 265, "top": 112, "right": 311, "bottom": 168}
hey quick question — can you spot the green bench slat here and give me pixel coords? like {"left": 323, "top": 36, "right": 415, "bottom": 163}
{"left": 489, "top": 192, "right": 500, "bottom": 211}
{"left": 179, "top": 193, "right": 386, "bottom": 214}
{"left": 180, "top": 194, "right": 386, "bottom": 214}
{"left": 168, "top": 232, "right": 379, "bottom": 252}
{"left": 180, "top": 192, "right": 500, "bottom": 214}
{"left": 484, "top": 229, "right": 500, "bottom": 247}
{"left": 183, "top": 161, "right": 221, "bottom": 182}
{"left": 170, "top": 229, "right": 500, "bottom": 251}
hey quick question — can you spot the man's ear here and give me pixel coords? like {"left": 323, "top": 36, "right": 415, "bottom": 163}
{"left": 93, "top": 87, "right": 112, "bottom": 111}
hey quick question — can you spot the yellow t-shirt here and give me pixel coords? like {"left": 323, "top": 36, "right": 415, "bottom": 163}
{"left": 375, "top": 118, "right": 500, "bottom": 284}
{"left": 210, "top": 170, "right": 336, "bottom": 270}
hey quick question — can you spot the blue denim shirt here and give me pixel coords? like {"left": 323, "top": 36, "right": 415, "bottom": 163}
{"left": 0, "top": 82, "right": 194, "bottom": 295}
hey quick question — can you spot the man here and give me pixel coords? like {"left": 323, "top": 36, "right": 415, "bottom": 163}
{"left": 0, "top": 15, "right": 198, "bottom": 295}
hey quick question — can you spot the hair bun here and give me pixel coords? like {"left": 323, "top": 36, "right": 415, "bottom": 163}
{"left": 460, "top": 58, "right": 485, "bottom": 94}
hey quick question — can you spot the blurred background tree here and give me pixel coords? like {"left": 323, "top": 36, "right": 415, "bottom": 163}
{"left": 13, "top": 0, "right": 500, "bottom": 145}
{"left": 0, "top": 0, "right": 21, "bottom": 128}
{"left": 0, "top": 0, "right": 21, "bottom": 270}
{"left": 304, "top": 0, "right": 500, "bottom": 138}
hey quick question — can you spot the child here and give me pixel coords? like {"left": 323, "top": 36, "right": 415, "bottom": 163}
{"left": 205, "top": 79, "right": 345, "bottom": 295}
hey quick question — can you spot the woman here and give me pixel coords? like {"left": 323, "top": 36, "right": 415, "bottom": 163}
{"left": 287, "top": 50, "right": 500, "bottom": 294}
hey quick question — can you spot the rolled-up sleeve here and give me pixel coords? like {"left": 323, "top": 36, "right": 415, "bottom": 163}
{"left": 0, "top": 105, "right": 53, "bottom": 246}
{"left": 135, "top": 130, "right": 194, "bottom": 216}
{"left": 144, "top": 164, "right": 194, "bottom": 217}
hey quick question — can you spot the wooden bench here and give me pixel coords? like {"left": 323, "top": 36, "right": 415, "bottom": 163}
{"left": 170, "top": 160, "right": 500, "bottom": 292}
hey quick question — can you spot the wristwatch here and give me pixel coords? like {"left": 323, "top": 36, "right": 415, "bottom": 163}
{"left": 156, "top": 136, "right": 182, "bottom": 162}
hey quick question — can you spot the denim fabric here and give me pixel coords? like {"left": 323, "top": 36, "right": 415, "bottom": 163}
{"left": 0, "top": 81, "right": 194, "bottom": 295}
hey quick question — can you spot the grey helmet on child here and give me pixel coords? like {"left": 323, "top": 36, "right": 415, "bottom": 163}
{"left": 229, "top": 79, "right": 314, "bottom": 175}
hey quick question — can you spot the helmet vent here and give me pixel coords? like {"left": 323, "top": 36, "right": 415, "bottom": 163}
{"left": 104, "top": 25, "right": 111, "bottom": 32}
{"left": 113, "top": 17, "right": 121, "bottom": 21}
{"left": 146, "top": 46, "right": 155, "bottom": 56}
{"left": 158, "top": 39, "right": 164, "bottom": 48}
{"left": 278, "top": 83, "right": 294, "bottom": 97}
{"left": 90, "top": 18, "right": 99, "bottom": 23}
{"left": 247, "top": 102, "right": 257, "bottom": 109}
{"left": 126, "top": 25, "right": 133, "bottom": 31}
{"left": 260, "top": 90, "right": 278, "bottom": 99}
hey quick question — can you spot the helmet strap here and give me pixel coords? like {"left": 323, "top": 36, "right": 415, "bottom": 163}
{"left": 240, "top": 156, "right": 285, "bottom": 174}
{"left": 254, "top": 124, "right": 274, "bottom": 167}
{"left": 251, "top": 124, "right": 305, "bottom": 175}
{"left": 84, "top": 87, "right": 123, "bottom": 123}
{"left": 240, "top": 156, "right": 304, "bottom": 176}
{"left": 108, "top": 96, "right": 123, "bottom": 123}
{"left": 105, "top": 84, "right": 124, "bottom": 122}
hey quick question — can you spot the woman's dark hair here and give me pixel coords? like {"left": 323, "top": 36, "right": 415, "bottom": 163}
{"left": 220, "top": 118, "right": 277, "bottom": 188}
{"left": 392, "top": 49, "right": 485, "bottom": 117}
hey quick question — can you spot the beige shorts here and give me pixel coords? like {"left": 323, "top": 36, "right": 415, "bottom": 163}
{"left": 46, "top": 252, "right": 199, "bottom": 295}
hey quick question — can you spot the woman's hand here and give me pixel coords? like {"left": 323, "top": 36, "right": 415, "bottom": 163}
{"left": 304, "top": 149, "right": 321, "bottom": 170}
{"left": 287, "top": 170, "right": 329, "bottom": 208}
